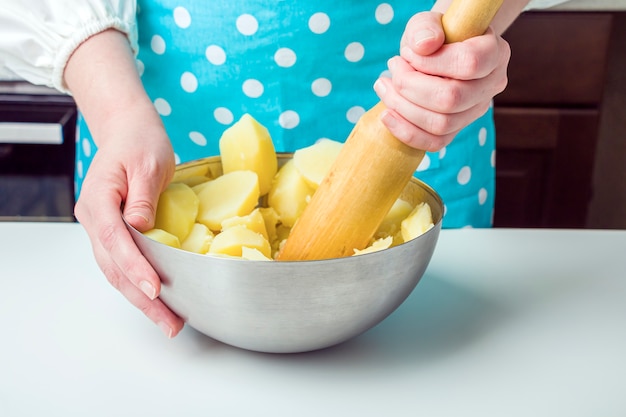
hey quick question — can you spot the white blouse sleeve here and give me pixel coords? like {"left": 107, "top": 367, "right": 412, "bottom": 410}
{"left": 0, "top": 0, "right": 137, "bottom": 94}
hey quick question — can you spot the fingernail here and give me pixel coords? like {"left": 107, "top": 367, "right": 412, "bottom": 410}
{"left": 374, "top": 79, "right": 386, "bottom": 96}
{"left": 413, "top": 29, "right": 436, "bottom": 47}
{"left": 158, "top": 322, "right": 173, "bottom": 338}
{"left": 381, "top": 109, "right": 397, "bottom": 127}
{"left": 140, "top": 280, "right": 157, "bottom": 300}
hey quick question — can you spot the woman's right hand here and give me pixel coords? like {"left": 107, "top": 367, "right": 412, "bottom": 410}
{"left": 65, "top": 29, "right": 185, "bottom": 337}
{"left": 374, "top": 10, "right": 511, "bottom": 152}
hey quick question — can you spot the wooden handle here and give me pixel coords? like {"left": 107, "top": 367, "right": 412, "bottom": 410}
{"left": 279, "top": 103, "right": 423, "bottom": 261}
{"left": 442, "top": 0, "right": 504, "bottom": 43}
{"left": 277, "top": 0, "right": 504, "bottom": 261}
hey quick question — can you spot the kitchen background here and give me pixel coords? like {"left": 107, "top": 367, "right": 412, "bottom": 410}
{"left": 586, "top": 9, "right": 626, "bottom": 229}
{"left": 1, "top": 1, "right": 625, "bottom": 228}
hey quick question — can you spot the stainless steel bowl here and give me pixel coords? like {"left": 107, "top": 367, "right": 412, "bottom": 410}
{"left": 128, "top": 154, "right": 443, "bottom": 353}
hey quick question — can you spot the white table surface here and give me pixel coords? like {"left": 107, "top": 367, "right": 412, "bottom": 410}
{"left": 1, "top": 222, "right": 625, "bottom": 417}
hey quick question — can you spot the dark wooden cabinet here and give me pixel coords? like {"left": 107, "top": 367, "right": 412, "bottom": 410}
{"left": 0, "top": 92, "right": 77, "bottom": 221}
{"left": 493, "top": 12, "right": 614, "bottom": 228}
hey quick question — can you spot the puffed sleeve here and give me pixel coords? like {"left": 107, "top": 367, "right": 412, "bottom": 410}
{"left": 0, "top": 0, "right": 137, "bottom": 94}
{"left": 525, "top": 0, "right": 571, "bottom": 10}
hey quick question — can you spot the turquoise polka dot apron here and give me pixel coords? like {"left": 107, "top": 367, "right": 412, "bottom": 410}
{"left": 76, "top": 0, "right": 495, "bottom": 228}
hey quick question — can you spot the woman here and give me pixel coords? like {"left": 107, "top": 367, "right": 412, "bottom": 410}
{"left": 0, "top": 0, "right": 566, "bottom": 337}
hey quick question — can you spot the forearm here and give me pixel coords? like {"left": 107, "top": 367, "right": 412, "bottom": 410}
{"left": 63, "top": 28, "right": 159, "bottom": 146}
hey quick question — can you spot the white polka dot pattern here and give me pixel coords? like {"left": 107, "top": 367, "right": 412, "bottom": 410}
{"left": 76, "top": 160, "right": 83, "bottom": 180}
{"left": 457, "top": 166, "right": 471, "bottom": 185}
{"left": 153, "top": 98, "right": 171, "bottom": 116}
{"left": 478, "top": 127, "right": 487, "bottom": 146}
{"left": 189, "top": 131, "right": 207, "bottom": 146}
{"left": 344, "top": 42, "right": 365, "bottom": 62}
{"left": 279, "top": 110, "right": 300, "bottom": 129}
{"left": 236, "top": 14, "right": 258, "bottom": 36}
{"left": 311, "top": 78, "right": 332, "bottom": 97}
{"left": 375, "top": 3, "right": 394, "bottom": 24}
{"left": 150, "top": 35, "right": 165, "bottom": 55}
{"left": 173, "top": 7, "right": 191, "bottom": 28}
{"left": 214, "top": 107, "right": 234, "bottom": 125}
{"left": 346, "top": 106, "right": 365, "bottom": 124}
{"left": 205, "top": 45, "right": 226, "bottom": 65}
{"left": 478, "top": 188, "right": 488, "bottom": 205}
{"left": 81, "top": 138, "right": 91, "bottom": 158}
{"left": 309, "top": 12, "right": 330, "bottom": 34}
{"left": 180, "top": 72, "right": 198, "bottom": 93}
{"left": 242, "top": 79, "right": 264, "bottom": 98}
{"left": 274, "top": 48, "right": 297, "bottom": 68}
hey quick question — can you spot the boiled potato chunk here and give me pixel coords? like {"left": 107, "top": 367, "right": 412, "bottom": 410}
{"left": 267, "top": 159, "right": 314, "bottom": 227}
{"left": 154, "top": 182, "right": 199, "bottom": 241}
{"left": 181, "top": 223, "right": 214, "bottom": 254}
{"left": 208, "top": 225, "right": 272, "bottom": 258}
{"left": 221, "top": 208, "right": 268, "bottom": 240}
{"left": 176, "top": 175, "right": 211, "bottom": 188}
{"left": 191, "top": 180, "right": 212, "bottom": 196}
{"left": 401, "top": 202, "right": 434, "bottom": 242}
{"left": 219, "top": 114, "right": 277, "bottom": 196}
{"left": 272, "top": 224, "right": 292, "bottom": 257}
{"left": 196, "top": 170, "right": 260, "bottom": 231}
{"left": 259, "top": 207, "right": 280, "bottom": 246}
{"left": 241, "top": 247, "right": 272, "bottom": 261}
{"left": 374, "top": 198, "right": 414, "bottom": 240}
{"left": 292, "top": 139, "right": 343, "bottom": 189}
{"left": 353, "top": 236, "right": 393, "bottom": 256}
{"left": 143, "top": 228, "right": 181, "bottom": 249}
